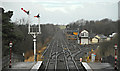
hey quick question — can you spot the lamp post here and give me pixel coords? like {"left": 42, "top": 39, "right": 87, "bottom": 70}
{"left": 114, "top": 44, "right": 118, "bottom": 70}
{"left": 9, "top": 41, "right": 13, "bottom": 68}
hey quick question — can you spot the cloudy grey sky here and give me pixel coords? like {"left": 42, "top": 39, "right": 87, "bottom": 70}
{"left": 1, "top": 0, "right": 120, "bottom": 25}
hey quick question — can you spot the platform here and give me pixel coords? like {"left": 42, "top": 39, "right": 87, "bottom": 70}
{"left": 2, "top": 62, "right": 36, "bottom": 71}
{"left": 82, "top": 62, "right": 114, "bottom": 71}
{"left": 30, "top": 61, "right": 42, "bottom": 71}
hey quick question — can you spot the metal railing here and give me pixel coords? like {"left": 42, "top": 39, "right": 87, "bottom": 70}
{"left": 2, "top": 53, "right": 24, "bottom": 68}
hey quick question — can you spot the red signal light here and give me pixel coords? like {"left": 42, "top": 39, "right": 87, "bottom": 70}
{"left": 34, "top": 16, "right": 37, "bottom": 17}
{"left": 23, "top": 10, "right": 27, "bottom": 12}
{"left": 34, "top": 14, "right": 40, "bottom": 18}
{"left": 21, "top": 8, "right": 23, "bottom": 10}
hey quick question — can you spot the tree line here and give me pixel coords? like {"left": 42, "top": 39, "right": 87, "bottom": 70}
{"left": 2, "top": 8, "right": 58, "bottom": 57}
{"left": 66, "top": 18, "right": 118, "bottom": 36}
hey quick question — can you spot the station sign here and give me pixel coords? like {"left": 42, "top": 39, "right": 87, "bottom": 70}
{"left": 73, "top": 32, "right": 78, "bottom": 35}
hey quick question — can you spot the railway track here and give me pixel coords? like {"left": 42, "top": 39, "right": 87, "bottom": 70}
{"left": 62, "top": 39, "right": 80, "bottom": 71}
{"left": 44, "top": 40, "right": 56, "bottom": 71}
{"left": 40, "top": 30, "right": 86, "bottom": 71}
{"left": 62, "top": 32, "right": 86, "bottom": 71}
{"left": 56, "top": 41, "right": 66, "bottom": 70}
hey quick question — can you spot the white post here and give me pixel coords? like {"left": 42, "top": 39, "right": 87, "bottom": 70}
{"left": 80, "top": 58, "right": 82, "bottom": 62}
{"left": 23, "top": 53, "right": 25, "bottom": 61}
{"left": 33, "top": 34, "right": 37, "bottom": 61}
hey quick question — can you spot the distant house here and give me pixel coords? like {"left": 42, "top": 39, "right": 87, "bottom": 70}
{"left": 79, "top": 30, "right": 89, "bottom": 45}
{"left": 79, "top": 30, "right": 109, "bottom": 44}
{"left": 91, "top": 34, "right": 107, "bottom": 43}
{"left": 109, "top": 33, "right": 117, "bottom": 40}
{"left": 89, "top": 33, "right": 96, "bottom": 44}
{"left": 91, "top": 37, "right": 99, "bottom": 43}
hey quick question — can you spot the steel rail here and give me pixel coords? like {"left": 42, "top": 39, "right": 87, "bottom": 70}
{"left": 61, "top": 42, "right": 69, "bottom": 71}
{"left": 44, "top": 40, "right": 55, "bottom": 71}
{"left": 63, "top": 39, "right": 80, "bottom": 71}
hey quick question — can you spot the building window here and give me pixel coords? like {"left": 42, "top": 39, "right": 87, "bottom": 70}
{"left": 81, "top": 32, "right": 88, "bottom": 37}
{"left": 81, "top": 33, "right": 84, "bottom": 36}
{"left": 84, "top": 33, "right": 88, "bottom": 36}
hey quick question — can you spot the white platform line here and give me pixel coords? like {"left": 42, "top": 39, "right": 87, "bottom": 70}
{"left": 30, "top": 61, "right": 42, "bottom": 71}
{"left": 82, "top": 62, "right": 93, "bottom": 71}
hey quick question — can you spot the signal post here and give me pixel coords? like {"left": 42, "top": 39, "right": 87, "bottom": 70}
{"left": 21, "top": 8, "right": 41, "bottom": 62}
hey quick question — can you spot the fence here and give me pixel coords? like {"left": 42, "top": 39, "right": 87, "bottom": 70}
{"left": 2, "top": 53, "right": 24, "bottom": 69}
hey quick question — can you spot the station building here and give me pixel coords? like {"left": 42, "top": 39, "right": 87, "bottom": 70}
{"left": 79, "top": 30, "right": 89, "bottom": 45}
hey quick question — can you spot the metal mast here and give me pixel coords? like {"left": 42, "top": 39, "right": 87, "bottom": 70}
{"left": 21, "top": 8, "right": 41, "bottom": 62}
{"left": 29, "top": 14, "right": 41, "bottom": 62}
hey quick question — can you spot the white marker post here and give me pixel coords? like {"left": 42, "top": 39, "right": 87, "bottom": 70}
{"left": 80, "top": 58, "right": 82, "bottom": 62}
{"left": 23, "top": 53, "right": 25, "bottom": 61}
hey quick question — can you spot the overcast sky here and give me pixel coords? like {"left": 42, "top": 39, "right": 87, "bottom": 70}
{"left": 1, "top": 0, "right": 120, "bottom": 25}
